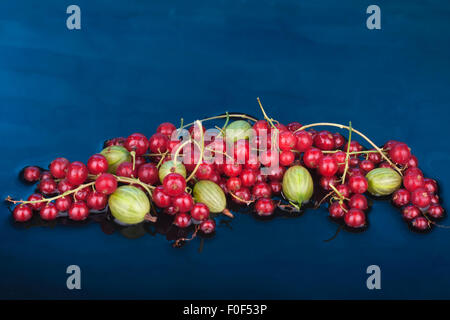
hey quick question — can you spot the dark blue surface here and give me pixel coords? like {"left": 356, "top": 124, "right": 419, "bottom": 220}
{"left": 1, "top": 0, "right": 450, "bottom": 299}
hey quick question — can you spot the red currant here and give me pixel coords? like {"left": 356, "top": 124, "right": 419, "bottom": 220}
{"left": 349, "top": 194, "right": 368, "bottom": 210}
{"left": 223, "top": 163, "right": 242, "bottom": 177}
{"left": 279, "top": 150, "right": 295, "bottom": 166}
{"left": 402, "top": 205, "right": 421, "bottom": 221}
{"left": 174, "top": 212, "right": 191, "bottom": 228}
{"left": 148, "top": 133, "right": 169, "bottom": 153}
{"left": 68, "top": 201, "right": 90, "bottom": 221}
{"left": 191, "top": 203, "right": 210, "bottom": 221}
{"left": 360, "top": 160, "right": 375, "bottom": 173}
{"left": 137, "top": 163, "right": 159, "bottom": 185}
{"left": 406, "top": 155, "right": 418, "bottom": 168}
{"left": 157, "top": 122, "right": 177, "bottom": 137}
{"left": 40, "top": 203, "right": 59, "bottom": 220}
{"left": 200, "top": 219, "right": 216, "bottom": 234}
{"left": 392, "top": 189, "right": 410, "bottom": 207}
{"left": 403, "top": 173, "right": 424, "bottom": 192}
{"left": 344, "top": 209, "right": 366, "bottom": 228}
{"left": 336, "top": 184, "right": 351, "bottom": 198}
{"left": 423, "top": 178, "right": 438, "bottom": 194}
{"left": 368, "top": 151, "right": 382, "bottom": 164}
{"left": 294, "top": 130, "right": 313, "bottom": 152}
{"left": 66, "top": 161, "right": 88, "bottom": 186}
{"left": 303, "top": 148, "right": 323, "bottom": 169}
{"left": 269, "top": 180, "right": 282, "bottom": 194}
{"left": 318, "top": 156, "right": 338, "bottom": 177}
{"left": 329, "top": 202, "right": 347, "bottom": 218}
{"left": 87, "top": 154, "right": 108, "bottom": 175}
{"left": 253, "top": 120, "right": 269, "bottom": 136}
{"left": 348, "top": 175, "right": 368, "bottom": 194}
{"left": 195, "top": 163, "right": 215, "bottom": 180}
{"left": 23, "top": 166, "right": 41, "bottom": 182}
{"left": 279, "top": 131, "right": 296, "bottom": 151}
{"left": 74, "top": 186, "right": 91, "bottom": 201}
{"left": 86, "top": 191, "right": 108, "bottom": 210}
{"left": 27, "top": 193, "right": 44, "bottom": 211}
{"left": 252, "top": 182, "right": 272, "bottom": 199}
{"left": 314, "top": 131, "right": 335, "bottom": 150}
{"left": 411, "top": 188, "right": 431, "bottom": 208}
{"left": 428, "top": 205, "right": 444, "bottom": 219}
{"left": 411, "top": 216, "right": 429, "bottom": 231}
{"left": 13, "top": 204, "right": 33, "bottom": 222}
{"left": 116, "top": 161, "right": 136, "bottom": 178}
{"left": 39, "top": 178, "right": 57, "bottom": 195}
{"left": 172, "top": 192, "right": 194, "bottom": 213}
{"left": 255, "top": 198, "right": 275, "bottom": 216}
{"left": 95, "top": 173, "right": 117, "bottom": 195}
{"left": 333, "top": 133, "right": 345, "bottom": 148}
{"left": 287, "top": 122, "right": 302, "bottom": 132}
{"left": 162, "top": 173, "right": 186, "bottom": 197}
{"left": 55, "top": 196, "right": 72, "bottom": 212}
{"left": 320, "top": 176, "right": 337, "bottom": 191}
{"left": 389, "top": 142, "right": 411, "bottom": 165}
{"left": 58, "top": 179, "right": 73, "bottom": 193}
{"left": 49, "top": 157, "right": 70, "bottom": 178}
{"left": 152, "top": 186, "right": 172, "bottom": 208}
{"left": 232, "top": 187, "right": 251, "bottom": 204}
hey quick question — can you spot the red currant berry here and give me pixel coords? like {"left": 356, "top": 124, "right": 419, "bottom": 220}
{"left": 268, "top": 166, "right": 285, "bottom": 181}
{"left": 148, "top": 133, "right": 169, "bottom": 153}
{"left": 86, "top": 191, "right": 108, "bottom": 210}
{"left": 423, "top": 178, "right": 438, "bottom": 194}
{"left": 191, "top": 203, "right": 210, "bottom": 221}
{"left": 411, "top": 188, "right": 431, "bottom": 208}
{"left": 164, "top": 206, "right": 179, "bottom": 216}
{"left": 124, "top": 133, "right": 149, "bottom": 156}
{"left": 57, "top": 179, "right": 73, "bottom": 193}
{"left": 162, "top": 173, "right": 186, "bottom": 197}
{"left": 336, "top": 184, "right": 351, "bottom": 198}
{"left": 241, "top": 169, "right": 258, "bottom": 187}
{"left": 68, "top": 201, "right": 90, "bottom": 221}
{"left": 403, "top": 173, "right": 424, "bottom": 192}
{"left": 252, "top": 182, "right": 272, "bottom": 199}
{"left": 87, "top": 154, "right": 108, "bottom": 175}
{"left": 106, "top": 137, "right": 126, "bottom": 147}
{"left": 174, "top": 212, "right": 191, "bottom": 228}
{"left": 255, "top": 198, "right": 275, "bottom": 216}
{"left": 157, "top": 122, "right": 177, "bottom": 137}
{"left": 223, "top": 163, "right": 242, "bottom": 177}
{"left": 253, "top": 120, "right": 269, "bottom": 136}
{"left": 349, "top": 157, "right": 360, "bottom": 167}
{"left": 195, "top": 163, "right": 215, "bottom": 180}
{"left": 279, "top": 131, "right": 296, "bottom": 151}
{"left": 245, "top": 155, "right": 261, "bottom": 171}
{"left": 137, "top": 163, "right": 159, "bottom": 185}
{"left": 333, "top": 133, "right": 345, "bottom": 148}
{"left": 287, "top": 122, "right": 302, "bottom": 132}
{"left": 279, "top": 150, "right": 295, "bottom": 166}
{"left": 406, "top": 155, "right": 418, "bottom": 168}
{"left": 430, "top": 194, "right": 440, "bottom": 205}
{"left": 55, "top": 196, "right": 72, "bottom": 212}
{"left": 40, "top": 203, "right": 59, "bottom": 220}
{"left": 349, "top": 194, "right": 368, "bottom": 210}
{"left": 153, "top": 186, "right": 172, "bottom": 208}
{"left": 294, "top": 130, "right": 313, "bottom": 152}
{"left": 411, "top": 216, "right": 429, "bottom": 231}
{"left": 40, "top": 171, "right": 52, "bottom": 180}
{"left": 368, "top": 151, "right": 382, "bottom": 164}
{"left": 13, "top": 204, "right": 33, "bottom": 222}
{"left": 39, "top": 178, "right": 57, "bottom": 195}
{"left": 232, "top": 187, "right": 251, "bottom": 204}
{"left": 348, "top": 175, "right": 368, "bottom": 194}
{"left": 233, "top": 140, "right": 250, "bottom": 164}
{"left": 208, "top": 171, "right": 221, "bottom": 184}
{"left": 360, "top": 160, "right": 375, "bottom": 173}
{"left": 66, "top": 161, "right": 88, "bottom": 186}
{"left": 259, "top": 150, "right": 278, "bottom": 167}
{"left": 320, "top": 176, "right": 337, "bottom": 191}
{"left": 200, "top": 219, "right": 216, "bottom": 234}
{"left": 318, "top": 156, "right": 338, "bottom": 177}
{"left": 428, "top": 205, "right": 445, "bottom": 219}
{"left": 389, "top": 142, "right": 411, "bottom": 165}
{"left": 378, "top": 162, "right": 391, "bottom": 169}
{"left": 333, "top": 151, "right": 346, "bottom": 173}
{"left": 116, "top": 161, "right": 137, "bottom": 178}
{"left": 392, "top": 189, "right": 410, "bottom": 207}
{"left": 74, "top": 186, "right": 91, "bottom": 201}
{"left": 329, "top": 202, "right": 347, "bottom": 218}
{"left": 50, "top": 157, "right": 70, "bottom": 179}
{"left": 404, "top": 167, "right": 423, "bottom": 177}
{"left": 27, "top": 193, "right": 44, "bottom": 211}
{"left": 314, "top": 131, "right": 335, "bottom": 150}
{"left": 303, "top": 148, "right": 323, "bottom": 169}
{"left": 94, "top": 173, "right": 117, "bottom": 195}
{"left": 384, "top": 140, "right": 399, "bottom": 150}
{"left": 269, "top": 180, "right": 282, "bottom": 194}
{"left": 402, "top": 205, "right": 421, "bottom": 221}
{"left": 134, "top": 156, "right": 146, "bottom": 169}
{"left": 348, "top": 141, "right": 363, "bottom": 152}
{"left": 23, "top": 166, "right": 41, "bottom": 182}
{"left": 344, "top": 209, "right": 366, "bottom": 228}
{"left": 348, "top": 167, "right": 365, "bottom": 177}
{"left": 226, "top": 177, "right": 242, "bottom": 192}
{"left": 172, "top": 192, "right": 194, "bottom": 213}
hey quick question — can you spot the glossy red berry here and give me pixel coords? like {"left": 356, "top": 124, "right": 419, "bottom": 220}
{"left": 344, "top": 209, "right": 366, "bottom": 228}
{"left": 39, "top": 178, "right": 57, "bottom": 195}
{"left": 174, "top": 213, "right": 191, "bottom": 228}
{"left": 50, "top": 158, "right": 70, "bottom": 179}
{"left": 403, "top": 173, "right": 424, "bottom": 192}
{"left": 411, "top": 188, "right": 431, "bottom": 208}
{"left": 95, "top": 173, "right": 118, "bottom": 195}
{"left": 232, "top": 187, "right": 251, "bottom": 204}
{"left": 124, "top": 133, "right": 149, "bottom": 156}
{"left": 378, "top": 162, "right": 391, "bottom": 169}
{"left": 27, "top": 193, "right": 44, "bottom": 211}
{"left": 66, "top": 162, "right": 88, "bottom": 186}
{"left": 348, "top": 175, "right": 368, "bottom": 194}
{"left": 152, "top": 186, "right": 171, "bottom": 208}
{"left": 226, "top": 177, "right": 242, "bottom": 192}
{"left": 116, "top": 161, "right": 137, "bottom": 178}
{"left": 389, "top": 143, "right": 411, "bottom": 165}
{"left": 320, "top": 176, "right": 337, "bottom": 191}
{"left": 423, "top": 178, "right": 438, "bottom": 194}
{"left": 294, "top": 130, "right": 313, "bottom": 152}
{"left": 157, "top": 122, "right": 177, "bottom": 137}
{"left": 287, "top": 122, "right": 302, "bottom": 132}
{"left": 40, "top": 203, "right": 59, "bottom": 220}
{"left": 336, "top": 184, "right": 351, "bottom": 198}
{"left": 223, "top": 163, "right": 242, "bottom": 177}
{"left": 279, "top": 150, "right": 295, "bottom": 166}
{"left": 57, "top": 179, "right": 73, "bottom": 193}
{"left": 404, "top": 167, "right": 423, "bottom": 177}
{"left": 428, "top": 205, "right": 445, "bottom": 219}
{"left": 68, "top": 201, "right": 90, "bottom": 221}
{"left": 255, "top": 198, "right": 275, "bottom": 216}
{"left": 253, "top": 120, "right": 269, "bottom": 136}
{"left": 349, "top": 194, "right": 368, "bottom": 210}
{"left": 368, "top": 151, "right": 382, "bottom": 164}
{"left": 195, "top": 163, "right": 215, "bottom": 180}
{"left": 360, "top": 160, "right": 375, "bottom": 173}
{"left": 329, "top": 202, "right": 347, "bottom": 218}
{"left": 74, "top": 186, "right": 91, "bottom": 201}
{"left": 406, "top": 155, "right": 418, "bottom": 168}
{"left": 86, "top": 191, "right": 108, "bottom": 210}
{"left": 148, "top": 133, "right": 169, "bottom": 153}
{"left": 348, "top": 141, "right": 363, "bottom": 152}
{"left": 278, "top": 131, "right": 296, "bottom": 151}
{"left": 241, "top": 169, "right": 258, "bottom": 187}
{"left": 430, "top": 194, "right": 440, "bottom": 205}
{"left": 318, "top": 156, "right": 338, "bottom": 177}
{"left": 314, "top": 131, "right": 335, "bottom": 150}
{"left": 259, "top": 150, "right": 278, "bottom": 167}
{"left": 252, "top": 182, "right": 272, "bottom": 199}
{"left": 55, "top": 196, "right": 72, "bottom": 212}
{"left": 191, "top": 203, "right": 210, "bottom": 221}
{"left": 87, "top": 154, "right": 108, "bottom": 175}
{"left": 402, "top": 205, "right": 421, "bottom": 221}
{"left": 200, "top": 219, "right": 216, "bottom": 234}
{"left": 172, "top": 192, "right": 194, "bottom": 213}
{"left": 163, "top": 173, "right": 186, "bottom": 197}
{"left": 13, "top": 204, "right": 33, "bottom": 222}
{"left": 233, "top": 140, "right": 250, "bottom": 164}
{"left": 333, "top": 133, "right": 345, "bottom": 148}
{"left": 392, "top": 189, "right": 411, "bottom": 207}
{"left": 269, "top": 180, "right": 282, "bottom": 194}
{"left": 23, "top": 166, "right": 41, "bottom": 182}
{"left": 303, "top": 148, "right": 323, "bottom": 169}
{"left": 106, "top": 137, "right": 126, "bottom": 147}
{"left": 411, "top": 216, "right": 429, "bottom": 231}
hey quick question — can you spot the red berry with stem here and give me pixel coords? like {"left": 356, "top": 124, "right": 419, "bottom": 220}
{"left": 39, "top": 178, "right": 57, "bottom": 195}
{"left": 278, "top": 131, "right": 296, "bottom": 151}
{"left": 384, "top": 140, "right": 399, "bottom": 150}
{"left": 349, "top": 157, "right": 360, "bottom": 167}
{"left": 241, "top": 169, "right": 257, "bottom": 187}
{"left": 407, "top": 155, "right": 418, "bottom": 168}
{"left": 268, "top": 166, "right": 285, "bottom": 181}
{"left": 245, "top": 155, "right": 260, "bottom": 171}
{"left": 348, "top": 141, "right": 363, "bottom": 152}
{"left": 389, "top": 142, "right": 411, "bottom": 165}
{"left": 50, "top": 157, "right": 70, "bottom": 178}
{"left": 378, "top": 162, "right": 391, "bottom": 169}
{"left": 294, "top": 130, "right": 313, "bottom": 152}
{"left": 23, "top": 166, "right": 41, "bottom": 182}
{"left": 74, "top": 186, "right": 91, "bottom": 201}
{"left": 320, "top": 176, "right": 337, "bottom": 191}
{"left": 336, "top": 184, "right": 351, "bottom": 198}
{"left": 349, "top": 194, "right": 368, "bottom": 210}
{"left": 252, "top": 182, "right": 272, "bottom": 199}
{"left": 253, "top": 120, "right": 269, "bottom": 136}
{"left": 333, "top": 133, "right": 345, "bottom": 148}
{"left": 134, "top": 156, "right": 146, "bottom": 169}
{"left": 333, "top": 151, "right": 346, "bottom": 173}
{"left": 55, "top": 196, "right": 72, "bottom": 212}
{"left": 163, "top": 173, "right": 186, "bottom": 197}
{"left": 191, "top": 203, "right": 210, "bottom": 221}
{"left": 348, "top": 175, "right": 368, "bottom": 194}
{"left": 275, "top": 123, "right": 288, "bottom": 132}
{"left": 174, "top": 213, "right": 191, "bottom": 228}
{"left": 287, "top": 122, "right": 302, "bottom": 132}
{"left": 314, "top": 131, "right": 335, "bottom": 150}
{"left": 106, "top": 137, "right": 126, "bottom": 147}
{"left": 68, "top": 201, "right": 90, "bottom": 221}
{"left": 233, "top": 140, "right": 250, "bottom": 164}
{"left": 200, "top": 219, "right": 216, "bottom": 234}
{"left": 269, "top": 180, "right": 282, "bottom": 194}
{"left": 27, "top": 193, "right": 44, "bottom": 211}
{"left": 87, "top": 154, "right": 108, "bottom": 175}
{"left": 95, "top": 173, "right": 117, "bottom": 195}
{"left": 392, "top": 189, "right": 411, "bottom": 207}
{"left": 348, "top": 167, "right": 365, "bottom": 177}
{"left": 411, "top": 216, "right": 429, "bottom": 231}
{"left": 157, "top": 122, "right": 177, "bottom": 137}
{"left": 116, "top": 161, "right": 136, "bottom": 178}
{"left": 255, "top": 198, "right": 275, "bottom": 216}
{"left": 403, "top": 173, "right": 424, "bottom": 192}
{"left": 137, "top": 163, "right": 159, "bottom": 185}
{"left": 428, "top": 205, "right": 445, "bottom": 219}
{"left": 303, "top": 148, "right": 323, "bottom": 169}
{"left": 226, "top": 177, "right": 242, "bottom": 192}
{"left": 423, "top": 178, "right": 438, "bottom": 194}
{"left": 318, "top": 156, "right": 338, "bottom": 177}
{"left": 411, "top": 188, "right": 431, "bottom": 208}
{"left": 13, "top": 204, "right": 33, "bottom": 222}
{"left": 344, "top": 209, "right": 366, "bottom": 228}
{"left": 195, "top": 163, "right": 215, "bottom": 180}
{"left": 430, "top": 194, "right": 440, "bottom": 205}
{"left": 404, "top": 167, "right": 423, "bottom": 177}
{"left": 172, "top": 192, "right": 194, "bottom": 213}
{"left": 208, "top": 171, "right": 221, "bottom": 184}
{"left": 66, "top": 161, "right": 88, "bottom": 186}
{"left": 232, "top": 187, "right": 251, "bottom": 204}
{"left": 152, "top": 186, "right": 171, "bottom": 208}
{"left": 40, "top": 203, "right": 59, "bottom": 220}
{"left": 360, "top": 160, "right": 375, "bottom": 173}
{"left": 148, "top": 133, "right": 169, "bottom": 153}
{"left": 164, "top": 205, "right": 179, "bottom": 216}
{"left": 86, "top": 191, "right": 108, "bottom": 210}
{"left": 368, "top": 151, "right": 382, "bottom": 164}
{"left": 58, "top": 179, "right": 73, "bottom": 193}
{"left": 223, "top": 163, "right": 242, "bottom": 177}
{"left": 40, "top": 171, "right": 52, "bottom": 180}
{"left": 402, "top": 205, "right": 421, "bottom": 221}
{"left": 279, "top": 150, "right": 295, "bottom": 166}
{"left": 329, "top": 202, "right": 347, "bottom": 218}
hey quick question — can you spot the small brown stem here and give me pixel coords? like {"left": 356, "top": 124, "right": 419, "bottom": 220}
{"left": 222, "top": 209, "right": 234, "bottom": 218}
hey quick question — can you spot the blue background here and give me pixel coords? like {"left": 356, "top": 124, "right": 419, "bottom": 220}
{"left": 1, "top": 0, "right": 450, "bottom": 299}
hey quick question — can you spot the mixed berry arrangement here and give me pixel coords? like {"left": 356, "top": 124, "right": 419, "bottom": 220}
{"left": 6, "top": 99, "right": 445, "bottom": 246}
